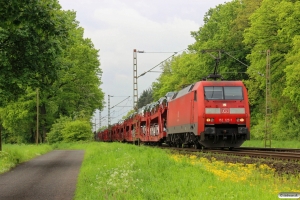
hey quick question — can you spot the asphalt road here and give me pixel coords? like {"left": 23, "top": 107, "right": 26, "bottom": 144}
{"left": 0, "top": 150, "right": 85, "bottom": 200}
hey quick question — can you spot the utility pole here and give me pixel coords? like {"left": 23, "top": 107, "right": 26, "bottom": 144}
{"left": 133, "top": 49, "right": 138, "bottom": 109}
{"left": 36, "top": 88, "right": 39, "bottom": 145}
{"left": 99, "top": 111, "right": 101, "bottom": 129}
{"left": 0, "top": 125, "right": 2, "bottom": 151}
{"left": 265, "top": 49, "right": 271, "bottom": 148}
{"left": 108, "top": 95, "right": 112, "bottom": 127}
{"left": 108, "top": 95, "right": 112, "bottom": 141}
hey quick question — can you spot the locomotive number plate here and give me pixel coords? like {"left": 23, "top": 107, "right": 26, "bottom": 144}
{"left": 219, "top": 118, "right": 233, "bottom": 123}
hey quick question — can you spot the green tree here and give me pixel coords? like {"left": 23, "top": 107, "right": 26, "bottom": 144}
{"left": 37, "top": 11, "right": 104, "bottom": 142}
{"left": 153, "top": 0, "right": 260, "bottom": 101}
{"left": 0, "top": 89, "right": 37, "bottom": 143}
{"left": 0, "top": 0, "right": 71, "bottom": 103}
{"left": 137, "top": 88, "right": 153, "bottom": 109}
{"left": 0, "top": 3, "right": 104, "bottom": 144}
{"left": 243, "top": 0, "right": 300, "bottom": 139}
{"left": 189, "top": 0, "right": 254, "bottom": 81}
{"left": 284, "top": 36, "right": 300, "bottom": 110}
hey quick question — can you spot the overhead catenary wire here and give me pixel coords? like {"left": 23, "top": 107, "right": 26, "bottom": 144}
{"left": 105, "top": 97, "right": 133, "bottom": 125}
{"left": 137, "top": 49, "right": 187, "bottom": 78}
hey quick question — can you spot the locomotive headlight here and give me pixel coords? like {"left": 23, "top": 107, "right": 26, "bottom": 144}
{"left": 237, "top": 118, "right": 245, "bottom": 122}
{"left": 206, "top": 118, "right": 214, "bottom": 122}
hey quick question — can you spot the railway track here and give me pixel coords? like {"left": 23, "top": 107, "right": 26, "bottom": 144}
{"left": 204, "top": 149, "right": 300, "bottom": 161}
{"left": 236, "top": 147, "right": 300, "bottom": 152}
{"left": 159, "top": 146, "right": 300, "bottom": 161}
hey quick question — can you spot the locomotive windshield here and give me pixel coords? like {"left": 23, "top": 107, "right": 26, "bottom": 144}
{"left": 204, "top": 86, "right": 243, "bottom": 100}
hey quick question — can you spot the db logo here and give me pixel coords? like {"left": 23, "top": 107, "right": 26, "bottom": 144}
{"left": 221, "top": 108, "right": 229, "bottom": 114}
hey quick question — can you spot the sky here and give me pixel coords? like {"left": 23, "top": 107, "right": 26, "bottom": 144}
{"left": 59, "top": 0, "right": 229, "bottom": 129}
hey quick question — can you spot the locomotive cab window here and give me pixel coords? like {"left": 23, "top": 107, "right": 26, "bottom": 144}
{"left": 204, "top": 86, "right": 243, "bottom": 100}
{"left": 204, "top": 87, "right": 223, "bottom": 100}
{"left": 224, "top": 87, "right": 243, "bottom": 100}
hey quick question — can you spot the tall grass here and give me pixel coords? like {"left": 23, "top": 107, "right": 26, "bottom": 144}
{"left": 0, "top": 144, "right": 53, "bottom": 174}
{"left": 63, "top": 142, "right": 299, "bottom": 200}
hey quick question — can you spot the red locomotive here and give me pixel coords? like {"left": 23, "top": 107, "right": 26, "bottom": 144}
{"left": 97, "top": 80, "right": 250, "bottom": 149}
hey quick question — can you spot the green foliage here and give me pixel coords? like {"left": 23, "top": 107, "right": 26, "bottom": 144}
{"left": 0, "top": 0, "right": 71, "bottom": 103}
{"left": 137, "top": 88, "right": 153, "bottom": 108}
{"left": 189, "top": 0, "right": 251, "bottom": 81}
{"left": 47, "top": 117, "right": 92, "bottom": 143}
{"left": 0, "top": 89, "right": 37, "bottom": 143}
{"left": 153, "top": 0, "right": 258, "bottom": 101}
{"left": 284, "top": 35, "right": 300, "bottom": 110}
{"left": 122, "top": 110, "right": 135, "bottom": 120}
{"left": 3, "top": 0, "right": 300, "bottom": 143}
{"left": 243, "top": 0, "right": 300, "bottom": 140}
{"left": 272, "top": 105, "right": 300, "bottom": 140}
{"left": 97, "top": 125, "right": 107, "bottom": 132}
{"left": 61, "top": 120, "right": 93, "bottom": 142}
{"left": 249, "top": 119, "right": 265, "bottom": 140}
{"left": 53, "top": 26, "right": 104, "bottom": 117}
{"left": 47, "top": 116, "right": 72, "bottom": 144}
{"left": 151, "top": 0, "right": 300, "bottom": 141}
{"left": 0, "top": 1, "right": 104, "bottom": 144}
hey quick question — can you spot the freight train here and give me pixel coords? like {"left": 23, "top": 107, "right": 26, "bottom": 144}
{"left": 97, "top": 79, "right": 250, "bottom": 149}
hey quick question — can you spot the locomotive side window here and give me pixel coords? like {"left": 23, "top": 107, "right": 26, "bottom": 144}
{"left": 224, "top": 87, "right": 243, "bottom": 100}
{"left": 204, "top": 87, "right": 223, "bottom": 100}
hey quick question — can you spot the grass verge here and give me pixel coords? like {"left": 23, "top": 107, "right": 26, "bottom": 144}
{"left": 0, "top": 144, "right": 53, "bottom": 174}
{"left": 242, "top": 140, "right": 300, "bottom": 148}
{"left": 61, "top": 142, "right": 299, "bottom": 200}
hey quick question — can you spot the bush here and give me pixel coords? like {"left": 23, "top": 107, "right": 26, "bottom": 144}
{"left": 250, "top": 119, "right": 265, "bottom": 140}
{"left": 61, "top": 120, "right": 93, "bottom": 142}
{"left": 47, "top": 116, "right": 72, "bottom": 144}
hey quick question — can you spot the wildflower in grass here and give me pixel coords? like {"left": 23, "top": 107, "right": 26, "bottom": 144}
{"left": 169, "top": 152, "right": 299, "bottom": 196}
{"left": 94, "top": 158, "right": 143, "bottom": 196}
{"left": 170, "top": 153, "right": 276, "bottom": 183}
